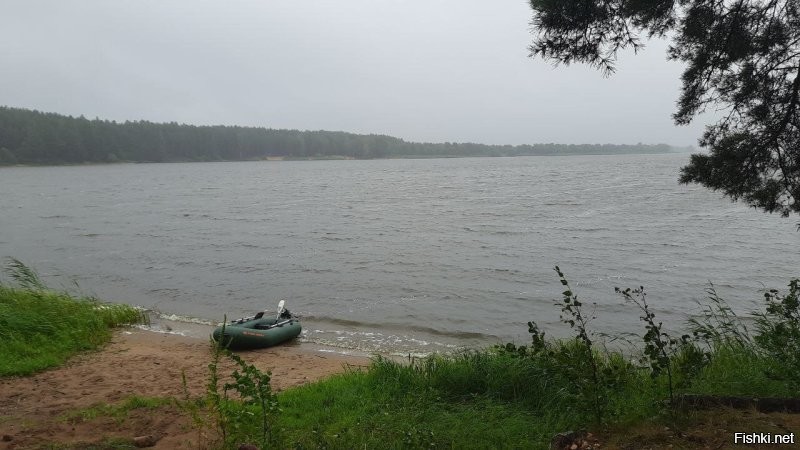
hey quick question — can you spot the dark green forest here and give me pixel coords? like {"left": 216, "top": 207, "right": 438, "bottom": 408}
{"left": 0, "top": 106, "right": 676, "bottom": 165}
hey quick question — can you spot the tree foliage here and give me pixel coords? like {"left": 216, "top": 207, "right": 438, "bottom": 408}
{"left": 0, "top": 106, "right": 674, "bottom": 164}
{"left": 529, "top": 0, "right": 800, "bottom": 217}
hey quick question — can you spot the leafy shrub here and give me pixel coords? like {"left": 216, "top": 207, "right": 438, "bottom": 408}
{"left": 754, "top": 279, "right": 800, "bottom": 391}
{"left": 206, "top": 321, "right": 279, "bottom": 449}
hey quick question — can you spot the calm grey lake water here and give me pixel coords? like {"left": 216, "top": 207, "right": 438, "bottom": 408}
{"left": 1, "top": 154, "right": 798, "bottom": 354}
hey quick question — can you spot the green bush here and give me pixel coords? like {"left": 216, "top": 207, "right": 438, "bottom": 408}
{"left": 204, "top": 321, "right": 279, "bottom": 450}
{"left": 754, "top": 279, "right": 800, "bottom": 391}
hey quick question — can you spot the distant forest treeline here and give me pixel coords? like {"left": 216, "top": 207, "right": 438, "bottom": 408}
{"left": 0, "top": 106, "right": 677, "bottom": 165}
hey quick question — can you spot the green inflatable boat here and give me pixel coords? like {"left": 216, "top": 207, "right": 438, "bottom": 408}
{"left": 212, "top": 301, "right": 302, "bottom": 350}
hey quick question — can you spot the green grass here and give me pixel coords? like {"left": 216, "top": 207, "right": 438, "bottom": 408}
{"left": 272, "top": 348, "right": 653, "bottom": 449}
{"left": 684, "top": 343, "right": 798, "bottom": 398}
{"left": 276, "top": 368, "right": 562, "bottom": 449}
{"left": 269, "top": 336, "right": 799, "bottom": 449}
{"left": 61, "top": 396, "right": 175, "bottom": 425}
{"left": 0, "top": 284, "right": 147, "bottom": 376}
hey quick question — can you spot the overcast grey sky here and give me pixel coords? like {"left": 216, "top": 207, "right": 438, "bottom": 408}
{"left": 1, "top": 1, "right": 711, "bottom": 146}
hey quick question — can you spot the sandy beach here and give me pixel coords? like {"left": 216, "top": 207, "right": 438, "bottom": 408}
{"left": 0, "top": 328, "right": 370, "bottom": 449}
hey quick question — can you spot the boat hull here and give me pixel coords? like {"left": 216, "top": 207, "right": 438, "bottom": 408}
{"left": 212, "top": 317, "right": 301, "bottom": 350}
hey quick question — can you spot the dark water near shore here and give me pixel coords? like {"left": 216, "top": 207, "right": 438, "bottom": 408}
{"left": 1, "top": 154, "right": 798, "bottom": 354}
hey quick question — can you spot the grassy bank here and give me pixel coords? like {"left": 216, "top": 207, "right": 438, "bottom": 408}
{"left": 211, "top": 271, "right": 799, "bottom": 449}
{"left": 271, "top": 343, "right": 796, "bottom": 448}
{"left": 32, "top": 340, "right": 798, "bottom": 449}
{"left": 0, "top": 261, "right": 147, "bottom": 376}
{"left": 275, "top": 353, "right": 579, "bottom": 448}
{"left": 1, "top": 260, "right": 797, "bottom": 448}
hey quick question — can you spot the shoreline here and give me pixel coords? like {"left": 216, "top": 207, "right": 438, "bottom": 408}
{"left": 144, "top": 311, "right": 469, "bottom": 358}
{"left": 139, "top": 320, "right": 380, "bottom": 360}
{"left": 0, "top": 327, "right": 371, "bottom": 449}
{"left": 0, "top": 150, "right": 681, "bottom": 168}
{"left": 0, "top": 326, "right": 371, "bottom": 408}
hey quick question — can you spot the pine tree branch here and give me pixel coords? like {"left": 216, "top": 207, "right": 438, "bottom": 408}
{"left": 770, "top": 65, "right": 800, "bottom": 205}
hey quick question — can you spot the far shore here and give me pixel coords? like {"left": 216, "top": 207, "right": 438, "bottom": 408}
{"left": 0, "top": 149, "right": 682, "bottom": 168}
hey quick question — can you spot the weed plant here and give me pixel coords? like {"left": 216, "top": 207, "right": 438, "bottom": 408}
{"left": 688, "top": 284, "right": 753, "bottom": 347}
{"left": 553, "top": 266, "right": 605, "bottom": 424}
{"left": 615, "top": 285, "right": 693, "bottom": 407}
{"left": 202, "top": 319, "right": 280, "bottom": 450}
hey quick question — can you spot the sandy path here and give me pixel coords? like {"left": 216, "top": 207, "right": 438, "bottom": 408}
{"left": 0, "top": 328, "right": 369, "bottom": 449}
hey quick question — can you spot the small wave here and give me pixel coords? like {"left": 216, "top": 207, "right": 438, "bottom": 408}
{"left": 135, "top": 233, "right": 164, "bottom": 238}
{"left": 302, "top": 331, "right": 459, "bottom": 357}
{"left": 302, "top": 268, "right": 335, "bottom": 273}
{"left": 489, "top": 230, "right": 526, "bottom": 236}
{"left": 303, "top": 316, "right": 495, "bottom": 341}
{"left": 541, "top": 201, "right": 581, "bottom": 206}
{"left": 133, "top": 324, "right": 193, "bottom": 337}
{"left": 304, "top": 316, "right": 375, "bottom": 328}
{"left": 320, "top": 236, "right": 352, "bottom": 241}
{"left": 94, "top": 304, "right": 147, "bottom": 312}
{"left": 488, "top": 268, "right": 525, "bottom": 276}
{"left": 147, "top": 288, "right": 181, "bottom": 297}
{"left": 315, "top": 348, "right": 359, "bottom": 356}
{"left": 382, "top": 260, "right": 415, "bottom": 267}
{"left": 298, "top": 335, "right": 390, "bottom": 355}
{"left": 312, "top": 329, "right": 385, "bottom": 337}
{"left": 149, "top": 311, "right": 217, "bottom": 326}
{"left": 174, "top": 260, "right": 197, "bottom": 267}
